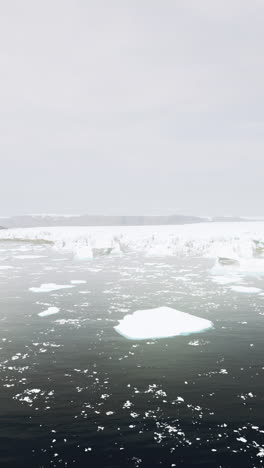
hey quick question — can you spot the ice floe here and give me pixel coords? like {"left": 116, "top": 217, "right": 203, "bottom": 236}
{"left": 114, "top": 306, "right": 213, "bottom": 340}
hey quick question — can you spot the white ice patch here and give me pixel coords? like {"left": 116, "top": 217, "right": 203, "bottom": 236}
{"left": 0, "top": 265, "right": 13, "bottom": 270}
{"left": 114, "top": 306, "right": 213, "bottom": 340}
{"left": 38, "top": 307, "right": 60, "bottom": 317}
{"left": 70, "top": 280, "right": 87, "bottom": 284}
{"left": 14, "top": 255, "right": 46, "bottom": 259}
{"left": 211, "top": 275, "right": 242, "bottom": 285}
{"left": 229, "top": 285, "right": 262, "bottom": 294}
{"left": 29, "top": 283, "right": 74, "bottom": 293}
{"left": 74, "top": 247, "right": 93, "bottom": 259}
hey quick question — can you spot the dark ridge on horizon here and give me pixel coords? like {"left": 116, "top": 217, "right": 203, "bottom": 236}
{"left": 0, "top": 214, "right": 251, "bottom": 229}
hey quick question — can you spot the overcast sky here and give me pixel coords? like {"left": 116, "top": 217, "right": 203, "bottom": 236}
{"left": 1, "top": 1, "right": 264, "bottom": 217}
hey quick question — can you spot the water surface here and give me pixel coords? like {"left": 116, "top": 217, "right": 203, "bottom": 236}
{"left": 0, "top": 241, "right": 264, "bottom": 467}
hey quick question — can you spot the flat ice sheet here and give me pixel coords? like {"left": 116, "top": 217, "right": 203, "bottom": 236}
{"left": 29, "top": 283, "right": 74, "bottom": 293}
{"left": 114, "top": 306, "right": 213, "bottom": 340}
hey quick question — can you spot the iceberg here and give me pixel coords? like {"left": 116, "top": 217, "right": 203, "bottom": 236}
{"left": 114, "top": 306, "right": 213, "bottom": 340}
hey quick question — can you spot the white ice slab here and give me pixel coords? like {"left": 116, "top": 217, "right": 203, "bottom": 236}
{"left": 229, "top": 285, "right": 262, "bottom": 294}
{"left": 114, "top": 306, "right": 213, "bottom": 340}
{"left": 29, "top": 283, "right": 74, "bottom": 293}
{"left": 70, "top": 280, "right": 87, "bottom": 284}
{"left": 38, "top": 307, "right": 60, "bottom": 317}
{"left": 211, "top": 275, "right": 242, "bottom": 285}
{"left": 14, "top": 255, "right": 46, "bottom": 259}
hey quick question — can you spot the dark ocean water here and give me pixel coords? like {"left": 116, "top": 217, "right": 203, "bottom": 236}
{"left": 0, "top": 241, "right": 264, "bottom": 467}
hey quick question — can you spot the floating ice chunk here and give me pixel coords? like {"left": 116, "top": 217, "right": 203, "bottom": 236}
{"left": 74, "top": 247, "right": 93, "bottom": 260}
{"left": 188, "top": 339, "right": 210, "bottom": 346}
{"left": 29, "top": 283, "right": 74, "bottom": 293}
{"left": 229, "top": 285, "right": 262, "bottom": 294}
{"left": 218, "top": 257, "right": 239, "bottom": 266}
{"left": 38, "top": 307, "right": 60, "bottom": 317}
{"left": 14, "top": 255, "right": 46, "bottom": 259}
{"left": 257, "top": 448, "right": 264, "bottom": 458}
{"left": 70, "top": 280, "right": 87, "bottom": 284}
{"left": 114, "top": 307, "right": 213, "bottom": 340}
{"left": 176, "top": 396, "right": 184, "bottom": 402}
{"left": 211, "top": 275, "right": 242, "bottom": 285}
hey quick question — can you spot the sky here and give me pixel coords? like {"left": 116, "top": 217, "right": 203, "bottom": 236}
{"left": 1, "top": 0, "right": 264, "bottom": 217}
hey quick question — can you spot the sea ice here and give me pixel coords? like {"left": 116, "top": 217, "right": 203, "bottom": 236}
{"left": 38, "top": 307, "right": 60, "bottom": 317}
{"left": 29, "top": 283, "right": 74, "bottom": 293}
{"left": 114, "top": 306, "right": 213, "bottom": 340}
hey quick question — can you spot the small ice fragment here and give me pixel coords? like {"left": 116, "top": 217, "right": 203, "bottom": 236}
{"left": 230, "top": 286, "right": 262, "bottom": 294}
{"left": 30, "top": 283, "right": 74, "bottom": 293}
{"left": 237, "top": 437, "right": 247, "bottom": 443}
{"left": 123, "top": 400, "right": 132, "bottom": 409}
{"left": 176, "top": 396, "right": 184, "bottom": 402}
{"left": 70, "top": 280, "right": 87, "bottom": 284}
{"left": 211, "top": 275, "right": 241, "bottom": 285}
{"left": 15, "top": 255, "right": 46, "bottom": 259}
{"left": 257, "top": 448, "right": 264, "bottom": 458}
{"left": 38, "top": 307, "right": 60, "bottom": 317}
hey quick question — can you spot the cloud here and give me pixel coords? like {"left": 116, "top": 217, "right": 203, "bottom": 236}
{"left": 0, "top": 1, "right": 263, "bottom": 216}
